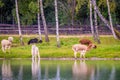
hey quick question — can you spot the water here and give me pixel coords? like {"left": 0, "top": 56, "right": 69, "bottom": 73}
{"left": 0, "top": 59, "right": 120, "bottom": 80}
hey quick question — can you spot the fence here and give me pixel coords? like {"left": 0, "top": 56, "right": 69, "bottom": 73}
{"left": 0, "top": 24, "right": 119, "bottom": 35}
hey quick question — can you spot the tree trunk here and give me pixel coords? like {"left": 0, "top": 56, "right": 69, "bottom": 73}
{"left": 89, "top": 0, "right": 95, "bottom": 40}
{"left": 93, "top": 0, "right": 101, "bottom": 44}
{"left": 55, "top": 0, "right": 60, "bottom": 47}
{"left": 40, "top": 0, "right": 49, "bottom": 42}
{"left": 91, "top": 0, "right": 119, "bottom": 39}
{"left": 38, "top": 0, "right": 42, "bottom": 41}
{"left": 71, "top": 0, "right": 76, "bottom": 26}
{"left": 15, "top": 0, "right": 24, "bottom": 45}
{"left": 106, "top": 0, "right": 117, "bottom": 39}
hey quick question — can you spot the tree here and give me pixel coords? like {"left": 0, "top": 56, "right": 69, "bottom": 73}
{"left": 37, "top": 0, "right": 42, "bottom": 41}
{"left": 106, "top": 0, "right": 117, "bottom": 39}
{"left": 15, "top": 0, "right": 24, "bottom": 45}
{"left": 91, "top": 0, "right": 120, "bottom": 39}
{"left": 55, "top": 0, "right": 60, "bottom": 47}
{"left": 90, "top": 0, "right": 100, "bottom": 43}
{"left": 40, "top": 0, "right": 49, "bottom": 42}
{"left": 71, "top": 0, "right": 76, "bottom": 25}
{"left": 89, "top": 0, "right": 95, "bottom": 39}
{"left": 93, "top": 0, "right": 101, "bottom": 43}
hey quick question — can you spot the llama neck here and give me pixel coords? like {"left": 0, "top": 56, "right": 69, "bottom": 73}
{"left": 87, "top": 44, "right": 92, "bottom": 51}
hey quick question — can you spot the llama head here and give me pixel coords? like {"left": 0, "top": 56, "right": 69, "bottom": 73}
{"left": 87, "top": 43, "right": 97, "bottom": 50}
{"left": 89, "top": 43, "right": 97, "bottom": 49}
{"left": 8, "top": 37, "right": 13, "bottom": 42}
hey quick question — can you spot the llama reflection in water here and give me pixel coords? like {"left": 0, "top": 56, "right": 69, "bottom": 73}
{"left": 2, "top": 60, "right": 13, "bottom": 80}
{"left": 31, "top": 59, "right": 41, "bottom": 80}
{"left": 72, "top": 60, "right": 93, "bottom": 80}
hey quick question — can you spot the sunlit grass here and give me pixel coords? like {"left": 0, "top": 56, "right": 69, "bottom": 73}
{"left": 0, "top": 35, "right": 120, "bottom": 58}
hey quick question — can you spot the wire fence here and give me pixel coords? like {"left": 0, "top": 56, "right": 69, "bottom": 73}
{"left": 0, "top": 24, "right": 120, "bottom": 35}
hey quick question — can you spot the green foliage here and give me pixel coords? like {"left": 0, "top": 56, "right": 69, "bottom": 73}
{"left": 0, "top": 1, "right": 4, "bottom": 8}
{"left": 75, "top": 0, "right": 87, "bottom": 13}
{"left": 97, "top": 0, "right": 116, "bottom": 20}
{"left": 0, "top": 0, "right": 120, "bottom": 25}
{"left": 29, "top": 1, "right": 38, "bottom": 13}
{"left": 98, "top": 0, "right": 116, "bottom": 12}
{"left": 12, "top": 0, "right": 38, "bottom": 25}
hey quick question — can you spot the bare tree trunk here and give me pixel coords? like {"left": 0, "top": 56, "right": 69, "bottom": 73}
{"left": 106, "top": 0, "right": 117, "bottom": 39}
{"left": 55, "top": 0, "right": 60, "bottom": 47}
{"left": 15, "top": 0, "right": 24, "bottom": 45}
{"left": 93, "top": 0, "right": 101, "bottom": 44}
{"left": 90, "top": 0, "right": 95, "bottom": 40}
{"left": 91, "top": 0, "right": 118, "bottom": 39}
{"left": 40, "top": 0, "right": 49, "bottom": 42}
{"left": 71, "top": 0, "right": 76, "bottom": 26}
{"left": 38, "top": 0, "right": 42, "bottom": 41}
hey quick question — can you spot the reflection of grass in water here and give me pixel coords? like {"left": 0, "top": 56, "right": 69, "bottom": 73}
{"left": 0, "top": 35, "right": 120, "bottom": 58}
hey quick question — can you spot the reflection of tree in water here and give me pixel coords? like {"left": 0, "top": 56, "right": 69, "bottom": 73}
{"left": 109, "top": 66, "right": 115, "bottom": 80}
{"left": 31, "top": 59, "right": 41, "bottom": 80}
{"left": 2, "top": 60, "right": 13, "bottom": 80}
{"left": 18, "top": 61, "right": 23, "bottom": 80}
{"left": 44, "top": 65, "right": 48, "bottom": 80}
{"left": 43, "top": 64, "right": 60, "bottom": 80}
{"left": 55, "top": 65, "right": 60, "bottom": 80}
{"left": 94, "top": 64, "right": 116, "bottom": 80}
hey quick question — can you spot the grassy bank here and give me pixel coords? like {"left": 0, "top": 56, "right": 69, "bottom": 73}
{"left": 0, "top": 35, "right": 120, "bottom": 58}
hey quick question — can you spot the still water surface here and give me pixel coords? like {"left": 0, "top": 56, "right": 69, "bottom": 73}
{"left": 0, "top": 59, "right": 120, "bottom": 80}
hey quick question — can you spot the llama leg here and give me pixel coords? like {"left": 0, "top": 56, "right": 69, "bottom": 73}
{"left": 80, "top": 50, "right": 85, "bottom": 58}
{"left": 74, "top": 52, "right": 77, "bottom": 58}
{"left": 82, "top": 50, "right": 86, "bottom": 58}
{"left": 2, "top": 46, "right": 6, "bottom": 53}
{"left": 80, "top": 52, "right": 83, "bottom": 58}
{"left": 5, "top": 46, "right": 8, "bottom": 53}
{"left": 35, "top": 54, "right": 37, "bottom": 59}
{"left": 8, "top": 46, "right": 11, "bottom": 53}
{"left": 83, "top": 53, "right": 85, "bottom": 58}
{"left": 32, "top": 54, "right": 35, "bottom": 61}
{"left": 37, "top": 51, "right": 40, "bottom": 59}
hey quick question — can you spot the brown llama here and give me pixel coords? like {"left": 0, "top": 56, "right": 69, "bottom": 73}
{"left": 79, "top": 39, "right": 92, "bottom": 45}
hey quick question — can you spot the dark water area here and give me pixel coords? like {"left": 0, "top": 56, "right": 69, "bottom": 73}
{"left": 0, "top": 59, "right": 120, "bottom": 80}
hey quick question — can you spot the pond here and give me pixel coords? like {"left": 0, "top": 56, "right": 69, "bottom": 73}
{"left": 0, "top": 59, "right": 120, "bottom": 80}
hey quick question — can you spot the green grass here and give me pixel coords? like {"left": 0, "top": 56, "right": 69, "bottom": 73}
{"left": 0, "top": 35, "right": 120, "bottom": 58}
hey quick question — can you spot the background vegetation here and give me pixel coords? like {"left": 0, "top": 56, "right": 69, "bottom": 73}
{"left": 0, "top": 0, "right": 119, "bottom": 26}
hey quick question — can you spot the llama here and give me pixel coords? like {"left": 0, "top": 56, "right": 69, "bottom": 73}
{"left": 31, "top": 44, "right": 40, "bottom": 60}
{"left": 28, "top": 38, "right": 42, "bottom": 45}
{"left": 1, "top": 37, "right": 13, "bottom": 53}
{"left": 72, "top": 43, "right": 96, "bottom": 58}
{"left": 79, "top": 39, "right": 92, "bottom": 45}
